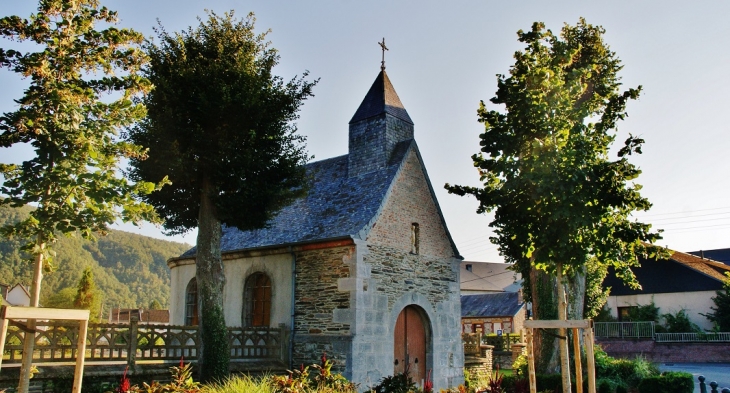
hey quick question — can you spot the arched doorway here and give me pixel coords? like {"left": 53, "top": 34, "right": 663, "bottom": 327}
{"left": 394, "top": 305, "right": 430, "bottom": 385}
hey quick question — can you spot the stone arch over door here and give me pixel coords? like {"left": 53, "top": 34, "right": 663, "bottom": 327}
{"left": 393, "top": 304, "right": 431, "bottom": 386}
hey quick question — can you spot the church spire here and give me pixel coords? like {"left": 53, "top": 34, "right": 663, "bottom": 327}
{"left": 349, "top": 70, "right": 413, "bottom": 125}
{"left": 348, "top": 55, "right": 415, "bottom": 177}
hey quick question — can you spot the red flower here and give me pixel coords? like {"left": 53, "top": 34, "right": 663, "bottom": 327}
{"left": 424, "top": 369, "right": 433, "bottom": 393}
{"left": 116, "top": 366, "right": 131, "bottom": 393}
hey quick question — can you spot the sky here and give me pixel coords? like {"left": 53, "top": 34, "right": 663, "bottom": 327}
{"left": 1, "top": 1, "right": 729, "bottom": 263}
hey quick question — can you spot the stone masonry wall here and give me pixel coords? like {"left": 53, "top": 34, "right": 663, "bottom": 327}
{"left": 348, "top": 114, "right": 414, "bottom": 177}
{"left": 342, "top": 147, "right": 464, "bottom": 390}
{"left": 367, "top": 147, "right": 454, "bottom": 258}
{"left": 368, "top": 245, "right": 453, "bottom": 308}
{"left": 292, "top": 245, "right": 354, "bottom": 370}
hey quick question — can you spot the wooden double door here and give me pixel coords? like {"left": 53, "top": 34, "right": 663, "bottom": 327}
{"left": 394, "top": 305, "right": 428, "bottom": 385}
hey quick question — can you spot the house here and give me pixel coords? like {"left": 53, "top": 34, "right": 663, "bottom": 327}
{"left": 109, "top": 308, "right": 170, "bottom": 325}
{"left": 2, "top": 283, "right": 31, "bottom": 307}
{"left": 461, "top": 292, "right": 526, "bottom": 335}
{"left": 460, "top": 261, "right": 522, "bottom": 295}
{"left": 603, "top": 250, "right": 730, "bottom": 330}
{"left": 688, "top": 248, "right": 730, "bottom": 266}
{"left": 167, "top": 66, "right": 464, "bottom": 389}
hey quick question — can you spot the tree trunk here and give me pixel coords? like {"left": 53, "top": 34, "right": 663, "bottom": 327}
{"left": 567, "top": 265, "right": 586, "bottom": 321}
{"left": 18, "top": 236, "right": 44, "bottom": 393}
{"left": 195, "top": 177, "right": 229, "bottom": 382}
{"left": 529, "top": 265, "right": 559, "bottom": 373}
{"left": 557, "top": 263, "right": 572, "bottom": 393}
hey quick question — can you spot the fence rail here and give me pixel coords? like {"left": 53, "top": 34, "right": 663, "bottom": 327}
{"left": 655, "top": 332, "right": 730, "bottom": 343}
{"left": 2, "top": 320, "right": 288, "bottom": 365}
{"left": 594, "top": 321, "right": 655, "bottom": 338}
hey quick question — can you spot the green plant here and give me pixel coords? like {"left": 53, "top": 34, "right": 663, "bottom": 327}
{"left": 203, "top": 374, "right": 274, "bottom": 393}
{"left": 114, "top": 361, "right": 201, "bottom": 393}
{"left": 311, "top": 353, "right": 357, "bottom": 393}
{"left": 512, "top": 354, "right": 528, "bottom": 377}
{"left": 270, "top": 365, "right": 310, "bottom": 393}
{"left": 370, "top": 369, "right": 417, "bottom": 393}
{"left": 598, "top": 379, "right": 613, "bottom": 393}
{"left": 485, "top": 369, "right": 504, "bottom": 393}
{"left": 662, "top": 309, "right": 700, "bottom": 333}
{"left": 625, "top": 301, "right": 661, "bottom": 323}
{"left": 703, "top": 271, "right": 730, "bottom": 331}
{"left": 637, "top": 372, "right": 693, "bottom": 393}
{"left": 593, "top": 306, "right": 618, "bottom": 322}
{"left": 463, "top": 369, "right": 476, "bottom": 391}
{"left": 593, "top": 344, "right": 660, "bottom": 391}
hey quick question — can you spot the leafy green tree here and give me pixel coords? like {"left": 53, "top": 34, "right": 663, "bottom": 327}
{"left": 74, "top": 266, "right": 100, "bottom": 322}
{"left": 0, "top": 2, "right": 163, "bottom": 389}
{"left": 149, "top": 299, "right": 163, "bottom": 310}
{"left": 703, "top": 272, "right": 730, "bottom": 331}
{"left": 43, "top": 286, "right": 76, "bottom": 309}
{"left": 445, "top": 19, "right": 662, "bottom": 386}
{"left": 128, "top": 11, "right": 316, "bottom": 381}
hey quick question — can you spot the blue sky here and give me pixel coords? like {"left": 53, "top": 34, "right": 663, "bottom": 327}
{"left": 2, "top": 1, "right": 729, "bottom": 262}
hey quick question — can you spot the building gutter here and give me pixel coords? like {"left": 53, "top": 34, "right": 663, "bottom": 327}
{"left": 289, "top": 245, "right": 296, "bottom": 370}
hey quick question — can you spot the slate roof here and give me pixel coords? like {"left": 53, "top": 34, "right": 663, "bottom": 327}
{"left": 180, "top": 140, "right": 422, "bottom": 257}
{"left": 604, "top": 250, "right": 730, "bottom": 296}
{"left": 688, "top": 248, "right": 730, "bottom": 265}
{"left": 461, "top": 292, "right": 524, "bottom": 318}
{"left": 349, "top": 70, "right": 413, "bottom": 125}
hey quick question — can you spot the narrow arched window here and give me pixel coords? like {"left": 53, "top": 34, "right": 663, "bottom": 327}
{"left": 243, "top": 273, "right": 271, "bottom": 327}
{"left": 411, "top": 223, "right": 420, "bottom": 254}
{"left": 185, "top": 278, "right": 198, "bottom": 326}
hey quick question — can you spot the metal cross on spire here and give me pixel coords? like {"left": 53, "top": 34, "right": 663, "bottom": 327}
{"left": 379, "top": 38, "right": 388, "bottom": 71}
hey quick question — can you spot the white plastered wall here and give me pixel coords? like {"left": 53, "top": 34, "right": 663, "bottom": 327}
{"left": 606, "top": 291, "right": 716, "bottom": 331}
{"left": 168, "top": 252, "right": 294, "bottom": 328}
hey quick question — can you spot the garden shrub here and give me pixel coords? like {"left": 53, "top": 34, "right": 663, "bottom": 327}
{"left": 512, "top": 353, "right": 528, "bottom": 377}
{"left": 113, "top": 362, "right": 201, "bottom": 393}
{"left": 637, "top": 372, "right": 693, "bottom": 393}
{"left": 370, "top": 371, "right": 416, "bottom": 393}
{"left": 592, "top": 344, "right": 659, "bottom": 391}
{"left": 598, "top": 379, "right": 613, "bottom": 393}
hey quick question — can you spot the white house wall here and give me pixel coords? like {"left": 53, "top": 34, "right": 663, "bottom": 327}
{"left": 606, "top": 291, "right": 716, "bottom": 331}
{"left": 7, "top": 285, "right": 30, "bottom": 307}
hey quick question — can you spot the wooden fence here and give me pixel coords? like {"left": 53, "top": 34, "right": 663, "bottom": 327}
{"left": 2, "top": 320, "right": 289, "bottom": 366}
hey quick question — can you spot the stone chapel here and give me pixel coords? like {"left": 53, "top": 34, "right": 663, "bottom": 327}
{"left": 167, "top": 66, "right": 465, "bottom": 389}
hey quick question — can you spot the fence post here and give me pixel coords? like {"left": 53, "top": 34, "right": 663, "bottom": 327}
{"left": 127, "top": 317, "right": 138, "bottom": 370}
{"left": 699, "top": 376, "right": 707, "bottom": 393}
{"left": 721, "top": 389, "right": 730, "bottom": 393}
{"left": 279, "top": 324, "right": 289, "bottom": 366}
{"left": 710, "top": 381, "right": 719, "bottom": 393}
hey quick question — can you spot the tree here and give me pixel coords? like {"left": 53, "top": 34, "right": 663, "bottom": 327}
{"left": 74, "top": 266, "right": 100, "bottom": 322}
{"left": 703, "top": 272, "right": 730, "bottom": 331}
{"left": 445, "top": 19, "right": 663, "bottom": 390}
{"left": 149, "top": 299, "right": 163, "bottom": 310}
{"left": 43, "top": 287, "right": 76, "bottom": 309}
{"left": 127, "top": 11, "right": 317, "bottom": 381}
{"left": 0, "top": 1, "right": 162, "bottom": 390}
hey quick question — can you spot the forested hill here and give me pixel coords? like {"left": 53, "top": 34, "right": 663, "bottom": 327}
{"left": 0, "top": 202, "right": 190, "bottom": 310}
